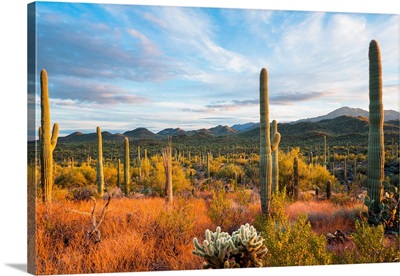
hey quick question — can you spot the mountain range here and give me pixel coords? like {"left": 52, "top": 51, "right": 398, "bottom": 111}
{"left": 57, "top": 106, "right": 399, "bottom": 143}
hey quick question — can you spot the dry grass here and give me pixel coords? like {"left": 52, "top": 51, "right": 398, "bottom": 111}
{"left": 285, "top": 199, "right": 363, "bottom": 235}
{"left": 36, "top": 197, "right": 214, "bottom": 274}
{"left": 35, "top": 192, "right": 377, "bottom": 274}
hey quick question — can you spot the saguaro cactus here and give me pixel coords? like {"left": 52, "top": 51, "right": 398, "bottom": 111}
{"left": 137, "top": 146, "right": 142, "bottom": 180}
{"left": 293, "top": 156, "right": 299, "bottom": 200}
{"left": 206, "top": 152, "right": 211, "bottom": 184}
{"left": 259, "top": 68, "right": 281, "bottom": 215}
{"left": 367, "top": 39, "right": 385, "bottom": 212}
{"left": 39, "top": 69, "right": 59, "bottom": 203}
{"left": 162, "top": 136, "right": 173, "bottom": 204}
{"left": 323, "top": 135, "right": 327, "bottom": 167}
{"left": 124, "top": 137, "right": 130, "bottom": 195}
{"left": 96, "top": 127, "right": 105, "bottom": 197}
{"left": 117, "top": 159, "right": 121, "bottom": 189}
{"left": 272, "top": 120, "right": 279, "bottom": 193}
{"left": 326, "top": 180, "right": 332, "bottom": 200}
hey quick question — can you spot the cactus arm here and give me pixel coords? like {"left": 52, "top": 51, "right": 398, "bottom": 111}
{"left": 271, "top": 132, "right": 281, "bottom": 152}
{"left": 51, "top": 123, "right": 59, "bottom": 150}
{"left": 38, "top": 126, "right": 42, "bottom": 142}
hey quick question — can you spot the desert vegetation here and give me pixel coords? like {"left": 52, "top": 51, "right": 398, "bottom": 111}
{"left": 28, "top": 40, "right": 399, "bottom": 275}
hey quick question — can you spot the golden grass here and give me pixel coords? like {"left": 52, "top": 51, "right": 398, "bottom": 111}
{"left": 285, "top": 199, "right": 363, "bottom": 235}
{"left": 35, "top": 193, "right": 366, "bottom": 274}
{"left": 36, "top": 197, "right": 214, "bottom": 274}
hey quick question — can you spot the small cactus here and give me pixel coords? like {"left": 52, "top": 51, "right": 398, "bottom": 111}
{"left": 326, "top": 180, "right": 332, "bottom": 200}
{"left": 192, "top": 224, "right": 268, "bottom": 269}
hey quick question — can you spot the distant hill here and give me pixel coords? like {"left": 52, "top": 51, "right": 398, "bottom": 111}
{"left": 293, "top": 106, "right": 399, "bottom": 123}
{"left": 208, "top": 125, "right": 238, "bottom": 136}
{"left": 238, "top": 115, "right": 399, "bottom": 147}
{"left": 231, "top": 122, "right": 258, "bottom": 132}
{"left": 58, "top": 131, "right": 126, "bottom": 143}
{"left": 52, "top": 106, "right": 399, "bottom": 146}
{"left": 124, "top": 127, "right": 158, "bottom": 140}
{"left": 157, "top": 127, "right": 186, "bottom": 136}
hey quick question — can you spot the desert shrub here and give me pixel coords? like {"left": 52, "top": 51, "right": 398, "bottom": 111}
{"left": 337, "top": 220, "right": 400, "bottom": 264}
{"left": 172, "top": 163, "right": 192, "bottom": 193}
{"left": 311, "top": 164, "right": 336, "bottom": 192}
{"left": 54, "top": 163, "right": 96, "bottom": 188}
{"left": 67, "top": 185, "right": 98, "bottom": 201}
{"left": 150, "top": 197, "right": 198, "bottom": 270}
{"left": 52, "top": 186, "right": 70, "bottom": 201}
{"left": 142, "top": 155, "right": 192, "bottom": 196}
{"left": 154, "top": 197, "right": 196, "bottom": 243}
{"left": 206, "top": 190, "right": 232, "bottom": 229}
{"left": 217, "top": 163, "right": 244, "bottom": 181}
{"left": 103, "top": 163, "right": 118, "bottom": 187}
{"left": 279, "top": 148, "right": 311, "bottom": 194}
{"left": 254, "top": 191, "right": 333, "bottom": 266}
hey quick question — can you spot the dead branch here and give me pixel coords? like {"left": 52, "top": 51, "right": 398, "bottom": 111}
{"left": 67, "top": 195, "right": 112, "bottom": 245}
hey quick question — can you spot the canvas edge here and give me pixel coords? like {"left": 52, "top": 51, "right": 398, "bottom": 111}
{"left": 27, "top": 2, "right": 37, "bottom": 275}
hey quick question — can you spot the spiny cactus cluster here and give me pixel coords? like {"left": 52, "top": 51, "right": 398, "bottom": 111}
{"left": 192, "top": 223, "right": 268, "bottom": 269}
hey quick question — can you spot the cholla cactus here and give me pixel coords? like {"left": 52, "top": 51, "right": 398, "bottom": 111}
{"left": 192, "top": 224, "right": 268, "bottom": 269}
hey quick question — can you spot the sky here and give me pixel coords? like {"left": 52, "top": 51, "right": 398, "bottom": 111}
{"left": 28, "top": 1, "right": 399, "bottom": 139}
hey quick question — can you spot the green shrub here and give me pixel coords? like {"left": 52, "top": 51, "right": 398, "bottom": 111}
{"left": 254, "top": 191, "right": 333, "bottom": 266}
{"left": 206, "top": 190, "right": 232, "bottom": 229}
{"left": 341, "top": 220, "right": 400, "bottom": 264}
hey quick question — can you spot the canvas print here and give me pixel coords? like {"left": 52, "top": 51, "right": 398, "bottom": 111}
{"left": 27, "top": 1, "right": 399, "bottom": 275}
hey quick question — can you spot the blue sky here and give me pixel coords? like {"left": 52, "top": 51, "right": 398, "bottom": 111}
{"left": 28, "top": 1, "right": 399, "bottom": 139}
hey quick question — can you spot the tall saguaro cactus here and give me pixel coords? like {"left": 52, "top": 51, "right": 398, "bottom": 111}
{"left": 367, "top": 39, "right": 385, "bottom": 212}
{"left": 39, "top": 69, "right": 59, "bottom": 203}
{"left": 272, "top": 120, "right": 279, "bottom": 193}
{"left": 259, "top": 68, "right": 281, "bottom": 215}
{"left": 124, "top": 137, "right": 130, "bottom": 195}
{"left": 96, "top": 127, "right": 105, "bottom": 197}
